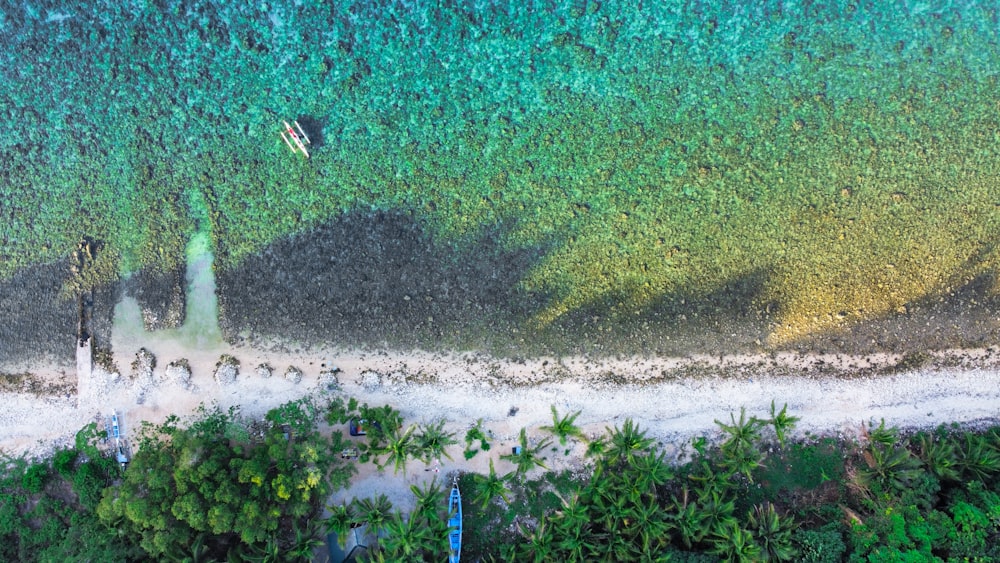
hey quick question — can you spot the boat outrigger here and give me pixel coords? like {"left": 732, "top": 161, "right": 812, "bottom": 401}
{"left": 448, "top": 477, "right": 462, "bottom": 563}
{"left": 280, "top": 120, "right": 311, "bottom": 158}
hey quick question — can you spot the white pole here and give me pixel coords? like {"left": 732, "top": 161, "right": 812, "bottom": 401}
{"left": 294, "top": 120, "right": 311, "bottom": 144}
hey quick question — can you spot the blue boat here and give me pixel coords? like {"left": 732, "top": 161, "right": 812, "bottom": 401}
{"left": 448, "top": 478, "right": 462, "bottom": 563}
{"left": 110, "top": 412, "right": 121, "bottom": 440}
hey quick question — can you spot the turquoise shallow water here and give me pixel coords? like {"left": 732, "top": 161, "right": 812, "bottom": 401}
{"left": 2, "top": 1, "right": 1000, "bottom": 355}
{"left": 112, "top": 230, "right": 222, "bottom": 350}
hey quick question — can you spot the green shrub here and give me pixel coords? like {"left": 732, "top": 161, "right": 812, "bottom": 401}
{"left": 72, "top": 462, "right": 109, "bottom": 511}
{"left": 21, "top": 463, "right": 49, "bottom": 494}
{"left": 794, "top": 523, "right": 846, "bottom": 563}
{"left": 53, "top": 449, "right": 78, "bottom": 478}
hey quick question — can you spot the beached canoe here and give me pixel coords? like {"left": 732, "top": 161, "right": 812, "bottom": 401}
{"left": 448, "top": 478, "right": 462, "bottom": 563}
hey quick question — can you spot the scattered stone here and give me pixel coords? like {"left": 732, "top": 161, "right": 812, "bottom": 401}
{"left": 360, "top": 370, "right": 381, "bottom": 392}
{"left": 318, "top": 368, "right": 340, "bottom": 392}
{"left": 130, "top": 348, "right": 156, "bottom": 404}
{"left": 214, "top": 354, "right": 239, "bottom": 385}
{"left": 165, "top": 359, "right": 193, "bottom": 390}
{"left": 133, "top": 268, "right": 186, "bottom": 331}
{"left": 508, "top": 406, "right": 519, "bottom": 417}
{"left": 384, "top": 371, "right": 408, "bottom": 391}
{"left": 255, "top": 363, "right": 273, "bottom": 379}
{"left": 131, "top": 348, "right": 156, "bottom": 377}
{"left": 92, "top": 346, "right": 118, "bottom": 374}
{"left": 284, "top": 366, "right": 303, "bottom": 384}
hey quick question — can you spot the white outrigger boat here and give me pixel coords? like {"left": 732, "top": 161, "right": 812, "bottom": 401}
{"left": 280, "top": 120, "right": 311, "bottom": 158}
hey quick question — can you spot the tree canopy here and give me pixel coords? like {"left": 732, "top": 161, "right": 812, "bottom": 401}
{"left": 94, "top": 399, "right": 354, "bottom": 559}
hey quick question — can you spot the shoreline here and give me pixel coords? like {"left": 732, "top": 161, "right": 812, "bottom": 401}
{"left": 4, "top": 340, "right": 1000, "bottom": 517}
{"left": 3, "top": 341, "right": 1000, "bottom": 463}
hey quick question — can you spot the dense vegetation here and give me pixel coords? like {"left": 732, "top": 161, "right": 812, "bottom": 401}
{"left": 2, "top": 397, "right": 999, "bottom": 561}
{"left": 339, "top": 403, "right": 1000, "bottom": 562}
{"left": 0, "top": 399, "right": 354, "bottom": 561}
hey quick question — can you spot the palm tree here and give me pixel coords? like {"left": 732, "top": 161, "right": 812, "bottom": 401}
{"left": 592, "top": 486, "right": 631, "bottom": 531}
{"left": 409, "top": 478, "right": 445, "bottom": 525}
{"left": 861, "top": 442, "right": 924, "bottom": 493}
{"left": 629, "top": 449, "right": 673, "bottom": 495}
{"left": 287, "top": 523, "right": 324, "bottom": 562}
{"left": 598, "top": 533, "right": 639, "bottom": 563}
{"left": 686, "top": 456, "right": 730, "bottom": 500}
{"left": 427, "top": 517, "right": 452, "bottom": 558}
{"left": 164, "top": 531, "right": 211, "bottom": 563}
{"left": 915, "top": 431, "right": 960, "bottom": 482}
{"left": 864, "top": 418, "right": 899, "bottom": 447}
{"left": 606, "top": 418, "right": 654, "bottom": 465}
{"left": 956, "top": 433, "right": 1000, "bottom": 481}
{"left": 415, "top": 420, "right": 458, "bottom": 463}
{"left": 517, "top": 519, "right": 557, "bottom": 562}
{"left": 721, "top": 443, "right": 765, "bottom": 483}
{"left": 669, "top": 488, "right": 710, "bottom": 549}
{"left": 362, "top": 404, "right": 404, "bottom": 446}
{"left": 377, "top": 490, "right": 450, "bottom": 560}
{"left": 380, "top": 510, "right": 431, "bottom": 560}
{"left": 352, "top": 494, "right": 394, "bottom": 542}
{"left": 464, "top": 418, "right": 492, "bottom": 453}
{"left": 631, "top": 497, "right": 670, "bottom": 554}
{"left": 585, "top": 436, "right": 607, "bottom": 459}
{"left": 324, "top": 502, "right": 355, "bottom": 548}
{"left": 375, "top": 424, "right": 417, "bottom": 475}
{"left": 636, "top": 550, "right": 675, "bottom": 563}
{"left": 768, "top": 400, "right": 800, "bottom": 448}
{"left": 541, "top": 405, "right": 587, "bottom": 446}
{"left": 747, "top": 503, "right": 799, "bottom": 562}
{"left": 716, "top": 408, "right": 766, "bottom": 482}
{"left": 698, "top": 488, "right": 738, "bottom": 538}
{"left": 553, "top": 491, "right": 591, "bottom": 534}
{"left": 473, "top": 458, "right": 513, "bottom": 508}
{"left": 715, "top": 407, "right": 764, "bottom": 457}
{"left": 243, "top": 537, "right": 281, "bottom": 563}
{"left": 555, "top": 516, "right": 598, "bottom": 562}
{"left": 709, "top": 522, "right": 762, "bottom": 562}
{"left": 500, "top": 428, "right": 551, "bottom": 478}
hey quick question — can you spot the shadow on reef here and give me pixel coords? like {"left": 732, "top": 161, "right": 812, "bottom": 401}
{"left": 791, "top": 272, "right": 1000, "bottom": 356}
{"left": 215, "top": 216, "right": 1000, "bottom": 358}
{"left": 546, "top": 268, "right": 1000, "bottom": 358}
{"left": 215, "top": 211, "right": 551, "bottom": 354}
{"left": 0, "top": 259, "right": 117, "bottom": 367}
{"left": 123, "top": 267, "right": 186, "bottom": 332}
{"left": 541, "top": 269, "right": 777, "bottom": 357}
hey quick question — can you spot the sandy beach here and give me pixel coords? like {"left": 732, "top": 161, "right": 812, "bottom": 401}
{"left": 4, "top": 325, "right": 1000, "bottom": 513}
